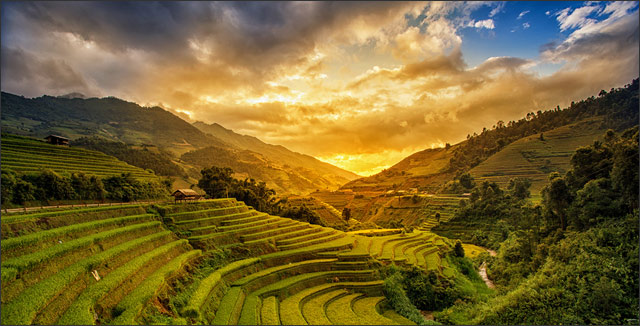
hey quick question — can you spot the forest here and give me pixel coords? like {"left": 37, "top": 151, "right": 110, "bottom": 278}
{"left": 432, "top": 126, "right": 639, "bottom": 324}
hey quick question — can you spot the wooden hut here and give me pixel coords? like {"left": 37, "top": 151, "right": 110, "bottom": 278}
{"left": 44, "top": 135, "right": 70, "bottom": 145}
{"left": 172, "top": 189, "right": 201, "bottom": 202}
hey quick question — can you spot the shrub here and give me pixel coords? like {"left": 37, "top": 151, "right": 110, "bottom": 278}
{"left": 382, "top": 271, "right": 435, "bottom": 325}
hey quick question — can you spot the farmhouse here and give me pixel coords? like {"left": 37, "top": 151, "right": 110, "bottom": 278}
{"left": 172, "top": 189, "right": 201, "bottom": 202}
{"left": 44, "top": 134, "right": 70, "bottom": 145}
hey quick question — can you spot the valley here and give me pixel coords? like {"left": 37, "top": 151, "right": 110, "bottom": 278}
{"left": 1, "top": 79, "right": 638, "bottom": 325}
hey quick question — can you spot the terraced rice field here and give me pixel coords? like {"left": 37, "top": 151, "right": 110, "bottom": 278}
{"left": 284, "top": 196, "right": 348, "bottom": 227}
{"left": 469, "top": 117, "right": 605, "bottom": 201}
{"left": 1, "top": 198, "right": 452, "bottom": 324}
{"left": 1, "top": 134, "right": 158, "bottom": 181}
{"left": 0, "top": 202, "right": 200, "bottom": 325}
{"left": 418, "top": 195, "right": 465, "bottom": 230}
{"left": 309, "top": 190, "right": 356, "bottom": 212}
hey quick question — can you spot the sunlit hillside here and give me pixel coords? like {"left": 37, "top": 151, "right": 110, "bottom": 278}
{"left": 1, "top": 1, "right": 638, "bottom": 325}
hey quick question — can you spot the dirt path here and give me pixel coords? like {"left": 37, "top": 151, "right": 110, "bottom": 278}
{"left": 479, "top": 261, "right": 495, "bottom": 289}
{"left": 3, "top": 200, "right": 165, "bottom": 214}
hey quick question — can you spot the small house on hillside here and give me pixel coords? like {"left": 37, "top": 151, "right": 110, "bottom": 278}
{"left": 44, "top": 135, "right": 70, "bottom": 145}
{"left": 172, "top": 189, "right": 201, "bottom": 202}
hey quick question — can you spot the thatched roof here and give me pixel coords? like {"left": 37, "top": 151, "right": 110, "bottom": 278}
{"left": 45, "top": 134, "right": 70, "bottom": 140}
{"left": 172, "top": 189, "right": 200, "bottom": 197}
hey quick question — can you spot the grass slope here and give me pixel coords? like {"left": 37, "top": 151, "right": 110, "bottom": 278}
{"left": 469, "top": 117, "right": 605, "bottom": 202}
{"left": 1, "top": 134, "right": 159, "bottom": 181}
{"left": 341, "top": 146, "right": 457, "bottom": 193}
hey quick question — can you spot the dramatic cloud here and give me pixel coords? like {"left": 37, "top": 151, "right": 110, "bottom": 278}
{"left": 1, "top": 1, "right": 638, "bottom": 175}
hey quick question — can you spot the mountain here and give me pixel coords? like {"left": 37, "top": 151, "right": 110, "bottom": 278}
{"left": 0, "top": 92, "right": 227, "bottom": 156}
{"left": 0, "top": 92, "right": 358, "bottom": 195}
{"left": 57, "top": 92, "right": 86, "bottom": 99}
{"left": 192, "top": 121, "right": 359, "bottom": 184}
{"left": 340, "top": 145, "right": 458, "bottom": 193}
{"left": 341, "top": 79, "right": 639, "bottom": 198}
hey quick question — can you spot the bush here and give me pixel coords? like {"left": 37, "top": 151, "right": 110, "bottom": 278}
{"left": 383, "top": 271, "right": 435, "bottom": 325}
{"left": 454, "top": 240, "right": 465, "bottom": 257}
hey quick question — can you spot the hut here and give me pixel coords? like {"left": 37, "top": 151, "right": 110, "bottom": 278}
{"left": 44, "top": 135, "right": 70, "bottom": 145}
{"left": 171, "top": 189, "right": 201, "bottom": 203}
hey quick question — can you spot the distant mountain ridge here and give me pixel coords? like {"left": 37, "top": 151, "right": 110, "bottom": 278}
{"left": 0, "top": 91, "right": 359, "bottom": 195}
{"left": 192, "top": 121, "right": 359, "bottom": 183}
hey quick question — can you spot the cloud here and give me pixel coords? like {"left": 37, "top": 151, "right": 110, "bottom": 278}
{"left": 1, "top": 46, "right": 92, "bottom": 96}
{"left": 467, "top": 19, "right": 495, "bottom": 29}
{"left": 523, "top": 22, "right": 531, "bottom": 29}
{"left": 556, "top": 4, "right": 599, "bottom": 31}
{"left": 489, "top": 2, "right": 505, "bottom": 17}
{"left": 1, "top": 1, "right": 637, "bottom": 176}
{"left": 517, "top": 10, "right": 530, "bottom": 19}
{"left": 544, "top": 2, "right": 638, "bottom": 63}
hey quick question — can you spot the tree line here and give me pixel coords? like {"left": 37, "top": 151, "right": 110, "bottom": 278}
{"left": 1, "top": 169, "right": 172, "bottom": 206}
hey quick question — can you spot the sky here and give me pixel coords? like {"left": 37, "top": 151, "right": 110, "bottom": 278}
{"left": 1, "top": 1, "right": 638, "bottom": 176}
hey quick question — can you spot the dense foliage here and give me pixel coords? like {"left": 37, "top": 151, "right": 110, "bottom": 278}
{"left": 382, "top": 253, "right": 490, "bottom": 325}
{"left": 73, "top": 137, "right": 186, "bottom": 177}
{"left": 1, "top": 169, "right": 171, "bottom": 205}
{"left": 434, "top": 127, "right": 639, "bottom": 324}
{"left": 382, "top": 270, "right": 433, "bottom": 325}
{"left": 447, "top": 79, "right": 638, "bottom": 174}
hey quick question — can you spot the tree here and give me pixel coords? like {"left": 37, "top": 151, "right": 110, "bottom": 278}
{"left": 508, "top": 177, "right": 532, "bottom": 200}
{"left": 458, "top": 173, "right": 475, "bottom": 190}
{"left": 454, "top": 240, "right": 465, "bottom": 257}
{"left": 542, "top": 173, "right": 572, "bottom": 231}
{"left": 197, "top": 166, "right": 235, "bottom": 199}
{"left": 610, "top": 128, "right": 639, "bottom": 211}
{"left": 32, "top": 169, "right": 75, "bottom": 200}
{"left": 198, "top": 166, "right": 280, "bottom": 214}
{"left": 342, "top": 207, "right": 351, "bottom": 221}
{"left": 1, "top": 170, "right": 17, "bottom": 205}
{"left": 13, "top": 179, "right": 35, "bottom": 205}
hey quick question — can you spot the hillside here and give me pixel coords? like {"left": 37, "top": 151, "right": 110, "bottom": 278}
{"left": 0, "top": 92, "right": 358, "bottom": 195}
{"left": 193, "top": 122, "right": 359, "bottom": 184}
{"left": 0, "top": 199, "right": 463, "bottom": 325}
{"left": 0, "top": 92, "right": 226, "bottom": 156}
{"left": 469, "top": 117, "right": 605, "bottom": 201}
{"left": 341, "top": 79, "right": 638, "bottom": 195}
{"left": 180, "top": 146, "right": 351, "bottom": 195}
{"left": 341, "top": 146, "right": 458, "bottom": 193}
{"left": 281, "top": 195, "right": 348, "bottom": 228}
{"left": 1, "top": 133, "right": 159, "bottom": 181}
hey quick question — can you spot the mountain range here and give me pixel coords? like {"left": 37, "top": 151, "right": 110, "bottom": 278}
{"left": 0, "top": 92, "right": 358, "bottom": 195}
